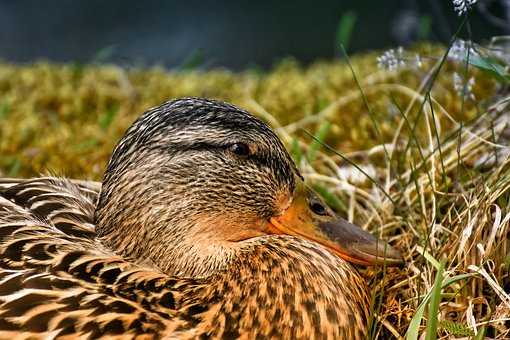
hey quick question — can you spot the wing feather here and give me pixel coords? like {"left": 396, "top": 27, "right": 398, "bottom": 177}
{"left": 0, "top": 177, "right": 188, "bottom": 338}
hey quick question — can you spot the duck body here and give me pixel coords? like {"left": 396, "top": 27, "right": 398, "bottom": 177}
{"left": 0, "top": 98, "right": 399, "bottom": 339}
{"left": 0, "top": 177, "right": 369, "bottom": 339}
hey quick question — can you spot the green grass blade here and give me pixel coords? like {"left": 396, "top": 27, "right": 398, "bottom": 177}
{"left": 400, "top": 15, "right": 467, "bottom": 167}
{"left": 290, "top": 138, "right": 303, "bottom": 165}
{"left": 180, "top": 49, "right": 205, "bottom": 70}
{"left": 313, "top": 184, "right": 347, "bottom": 212}
{"left": 406, "top": 272, "right": 476, "bottom": 340}
{"left": 418, "top": 15, "right": 431, "bottom": 40}
{"left": 339, "top": 45, "right": 391, "bottom": 166}
{"left": 418, "top": 246, "right": 441, "bottom": 270}
{"left": 336, "top": 11, "right": 357, "bottom": 52}
{"left": 426, "top": 94, "right": 447, "bottom": 185}
{"left": 91, "top": 45, "right": 116, "bottom": 63}
{"left": 406, "top": 291, "right": 429, "bottom": 340}
{"left": 306, "top": 121, "right": 331, "bottom": 162}
{"left": 425, "top": 260, "right": 445, "bottom": 340}
{"left": 473, "top": 322, "right": 487, "bottom": 340}
{"left": 467, "top": 54, "right": 510, "bottom": 84}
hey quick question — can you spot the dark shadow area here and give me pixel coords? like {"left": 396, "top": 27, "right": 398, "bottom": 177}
{"left": 0, "top": 0, "right": 508, "bottom": 69}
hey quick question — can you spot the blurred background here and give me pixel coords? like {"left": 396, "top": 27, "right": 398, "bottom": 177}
{"left": 1, "top": 0, "right": 509, "bottom": 69}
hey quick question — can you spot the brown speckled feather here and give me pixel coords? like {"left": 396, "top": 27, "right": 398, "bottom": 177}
{"left": 0, "top": 178, "right": 190, "bottom": 338}
{"left": 0, "top": 177, "right": 370, "bottom": 339}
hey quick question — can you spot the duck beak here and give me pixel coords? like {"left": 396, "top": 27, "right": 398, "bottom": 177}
{"left": 268, "top": 182, "right": 403, "bottom": 266}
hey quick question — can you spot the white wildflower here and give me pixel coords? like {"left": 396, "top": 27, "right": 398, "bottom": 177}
{"left": 377, "top": 47, "right": 406, "bottom": 71}
{"left": 448, "top": 39, "right": 479, "bottom": 61}
{"left": 452, "top": 0, "right": 477, "bottom": 16}
{"left": 453, "top": 72, "right": 476, "bottom": 100}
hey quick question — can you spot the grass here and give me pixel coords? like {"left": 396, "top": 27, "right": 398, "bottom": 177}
{"left": 0, "top": 42, "right": 509, "bottom": 338}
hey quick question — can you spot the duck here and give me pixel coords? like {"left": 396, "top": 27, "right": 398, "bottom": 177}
{"left": 0, "top": 97, "right": 402, "bottom": 339}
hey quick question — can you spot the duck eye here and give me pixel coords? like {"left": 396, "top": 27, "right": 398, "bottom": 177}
{"left": 310, "top": 199, "right": 328, "bottom": 216}
{"left": 229, "top": 143, "right": 251, "bottom": 157}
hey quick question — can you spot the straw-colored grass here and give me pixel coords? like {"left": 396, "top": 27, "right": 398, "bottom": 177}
{"left": 0, "top": 44, "right": 508, "bottom": 338}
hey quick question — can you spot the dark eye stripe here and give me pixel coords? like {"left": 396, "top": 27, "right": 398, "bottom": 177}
{"left": 176, "top": 141, "right": 281, "bottom": 170}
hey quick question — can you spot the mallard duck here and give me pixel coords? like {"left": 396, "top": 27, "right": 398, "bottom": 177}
{"left": 0, "top": 98, "right": 402, "bottom": 339}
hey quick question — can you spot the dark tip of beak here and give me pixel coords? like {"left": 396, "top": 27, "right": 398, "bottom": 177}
{"left": 319, "top": 219, "right": 404, "bottom": 266}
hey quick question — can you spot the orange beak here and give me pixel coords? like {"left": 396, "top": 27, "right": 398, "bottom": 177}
{"left": 268, "top": 181, "right": 403, "bottom": 266}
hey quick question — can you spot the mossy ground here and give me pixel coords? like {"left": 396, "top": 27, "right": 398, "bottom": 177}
{"left": 0, "top": 44, "right": 495, "bottom": 179}
{"left": 1, "top": 44, "right": 509, "bottom": 338}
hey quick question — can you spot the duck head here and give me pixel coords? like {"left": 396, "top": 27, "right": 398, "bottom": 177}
{"left": 95, "top": 98, "right": 402, "bottom": 277}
